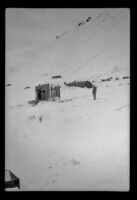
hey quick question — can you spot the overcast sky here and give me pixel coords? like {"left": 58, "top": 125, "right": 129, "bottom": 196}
{"left": 6, "top": 8, "right": 129, "bottom": 69}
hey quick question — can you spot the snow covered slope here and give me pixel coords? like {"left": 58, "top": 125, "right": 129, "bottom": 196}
{"left": 6, "top": 10, "right": 129, "bottom": 88}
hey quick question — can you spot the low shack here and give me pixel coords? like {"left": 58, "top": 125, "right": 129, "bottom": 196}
{"left": 35, "top": 84, "right": 60, "bottom": 101}
{"left": 66, "top": 81, "right": 92, "bottom": 89}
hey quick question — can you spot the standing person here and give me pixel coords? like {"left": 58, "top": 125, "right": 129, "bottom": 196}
{"left": 92, "top": 85, "right": 97, "bottom": 100}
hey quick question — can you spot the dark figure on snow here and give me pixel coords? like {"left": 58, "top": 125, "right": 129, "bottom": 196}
{"left": 92, "top": 85, "right": 97, "bottom": 100}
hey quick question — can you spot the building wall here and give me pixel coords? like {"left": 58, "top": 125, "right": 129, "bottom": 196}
{"left": 50, "top": 85, "right": 60, "bottom": 101}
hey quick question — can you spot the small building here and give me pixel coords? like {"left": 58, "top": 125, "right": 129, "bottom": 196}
{"left": 35, "top": 84, "right": 60, "bottom": 101}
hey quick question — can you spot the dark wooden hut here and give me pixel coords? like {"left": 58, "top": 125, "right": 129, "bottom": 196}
{"left": 35, "top": 84, "right": 60, "bottom": 101}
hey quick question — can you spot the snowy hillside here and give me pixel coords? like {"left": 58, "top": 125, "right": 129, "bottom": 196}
{"left": 5, "top": 9, "right": 130, "bottom": 191}
{"left": 6, "top": 10, "right": 129, "bottom": 88}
